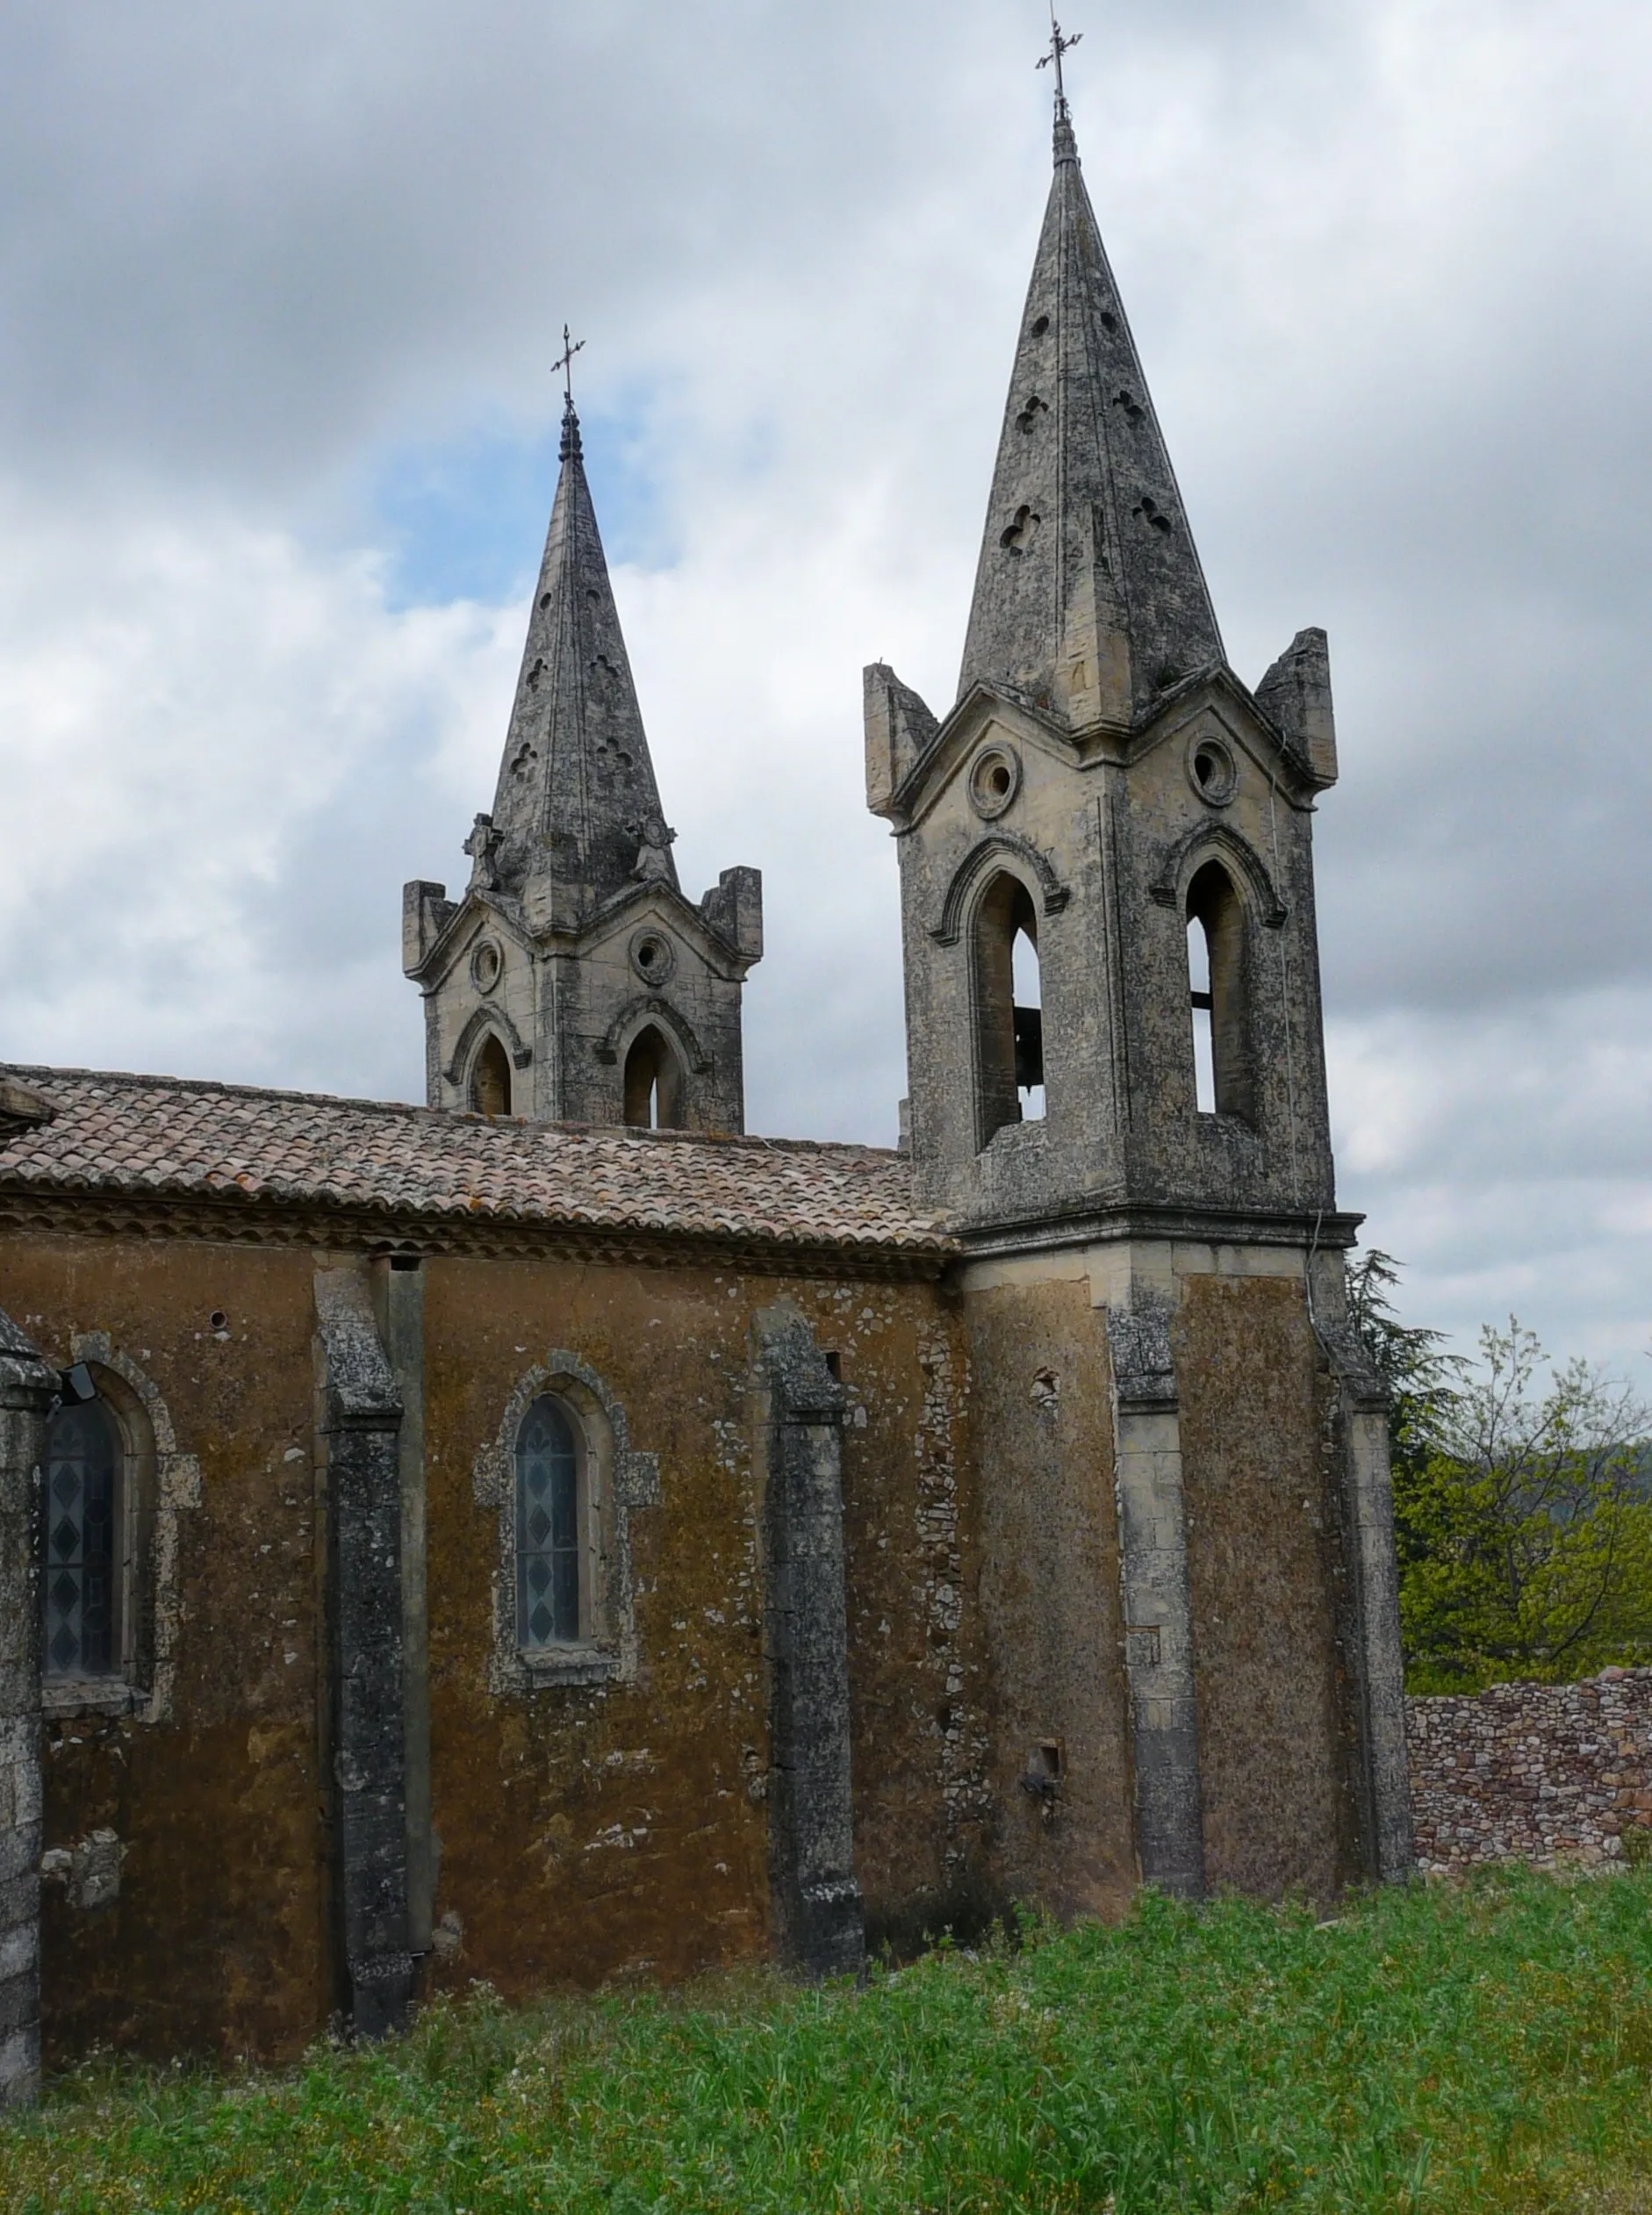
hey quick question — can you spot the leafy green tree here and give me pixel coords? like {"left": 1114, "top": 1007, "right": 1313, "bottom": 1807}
{"left": 1347, "top": 1256, "right": 1652, "bottom": 1693}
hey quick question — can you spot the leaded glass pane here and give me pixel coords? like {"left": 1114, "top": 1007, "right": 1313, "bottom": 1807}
{"left": 43, "top": 1398, "right": 120, "bottom": 1678}
{"left": 515, "top": 1397, "right": 581, "bottom": 1648}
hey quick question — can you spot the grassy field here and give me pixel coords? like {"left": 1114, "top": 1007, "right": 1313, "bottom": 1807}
{"left": 4, "top": 1868, "right": 1650, "bottom": 2214}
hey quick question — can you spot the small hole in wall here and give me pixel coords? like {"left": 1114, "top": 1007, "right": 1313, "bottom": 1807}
{"left": 989, "top": 764, "right": 1011, "bottom": 798}
{"left": 823, "top": 1350, "right": 843, "bottom": 1382}
{"left": 209, "top": 1310, "right": 227, "bottom": 1331}
{"left": 1019, "top": 1738, "right": 1064, "bottom": 1808}
{"left": 389, "top": 1255, "right": 422, "bottom": 1273}
{"left": 1030, "top": 313, "right": 1050, "bottom": 337}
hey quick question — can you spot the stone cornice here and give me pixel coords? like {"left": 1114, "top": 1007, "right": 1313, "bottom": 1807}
{"left": 950, "top": 1198, "right": 1364, "bottom": 1263}
{"left": 0, "top": 1183, "right": 952, "bottom": 1284}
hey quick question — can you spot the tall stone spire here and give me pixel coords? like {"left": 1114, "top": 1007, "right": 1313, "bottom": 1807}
{"left": 957, "top": 107, "right": 1224, "bottom": 727}
{"left": 487, "top": 394, "right": 676, "bottom": 920}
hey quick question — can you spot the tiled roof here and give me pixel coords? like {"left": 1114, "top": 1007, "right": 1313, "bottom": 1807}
{"left": 0, "top": 1065, "right": 951, "bottom": 1261}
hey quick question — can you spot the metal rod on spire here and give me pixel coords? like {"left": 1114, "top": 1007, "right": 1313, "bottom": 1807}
{"left": 552, "top": 323, "right": 585, "bottom": 408}
{"left": 1036, "top": 5, "right": 1082, "bottom": 121}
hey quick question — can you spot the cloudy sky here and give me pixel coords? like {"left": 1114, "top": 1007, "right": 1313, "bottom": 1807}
{"left": 1, "top": 0, "right": 1648, "bottom": 1370}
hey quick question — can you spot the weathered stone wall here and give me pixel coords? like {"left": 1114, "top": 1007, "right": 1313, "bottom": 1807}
{"left": 3, "top": 1234, "right": 338, "bottom": 2066}
{"left": 964, "top": 1270, "right": 1137, "bottom": 1927}
{"left": 1175, "top": 1273, "right": 1362, "bottom": 1902}
{"left": 3, "top": 1209, "right": 1412, "bottom": 2068}
{"left": 418, "top": 1252, "right": 981, "bottom": 2000}
{"left": 1407, "top": 1670, "right": 1652, "bottom": 1872}
{"left": 1, "top": 1228, "right": 987, "bottom": 2058}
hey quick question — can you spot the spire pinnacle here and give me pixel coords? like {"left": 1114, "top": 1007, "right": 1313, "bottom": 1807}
{"left": 553, "top": 323, "right": 585, "bottom": 460}
{"left": 1036, "top": 6, "right": 1082, "bottom": 128}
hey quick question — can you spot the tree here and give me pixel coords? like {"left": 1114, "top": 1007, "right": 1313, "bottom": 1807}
{"left": 1348, "top": 1257, "right": 1652, "bottom": 1693}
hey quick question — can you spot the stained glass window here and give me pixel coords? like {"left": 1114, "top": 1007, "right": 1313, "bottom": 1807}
{"left": 44, "top": 1397, "right": 121, "bottom": 1679}
{"left": 515, "top": 1397, "right": 581, "bottom": 1648}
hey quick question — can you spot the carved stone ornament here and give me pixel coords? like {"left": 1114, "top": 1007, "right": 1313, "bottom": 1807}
{"left": 469, "top": 938, "right": 503, "bottom": 995}
{"left": 1185, "top": 733, "right": 1237, "bottom": 808}
{"left": 967, "top": 743, "right": 1023, "bottom": 822}
{"left": 628, "top": 929, "right": 676, "bottom": 988}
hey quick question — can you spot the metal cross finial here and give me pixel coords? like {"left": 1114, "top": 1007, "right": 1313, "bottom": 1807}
{"left": 552, "top": 323, "right": 585, "bottom": 407}
{"left": 1037, "top": 5, "right": 1082, "bottom": 119}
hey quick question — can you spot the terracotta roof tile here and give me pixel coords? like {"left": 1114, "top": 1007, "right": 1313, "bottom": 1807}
{"left": 0, "top": 1066, "right": 951, "bottom": 1259}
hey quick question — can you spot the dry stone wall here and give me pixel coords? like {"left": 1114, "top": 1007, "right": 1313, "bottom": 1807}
{"left": 1407, "top": 1669, "right": 1652, "bottom": 1872}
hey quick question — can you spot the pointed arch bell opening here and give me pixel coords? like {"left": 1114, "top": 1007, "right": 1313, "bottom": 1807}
{"left": 973, "top": 870, "right": 1045, "bottom": 1148}
{"left": 623, "top": 1024, "right": 686, "bottom": 1130}
{"left": 470, "top": 1032, "right": 513, "bottom": 1117}
{"left": 1185, "top": 858, "right": 1254, "bottom": 1124}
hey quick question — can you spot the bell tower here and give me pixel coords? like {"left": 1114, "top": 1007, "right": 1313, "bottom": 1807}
{"left": 404, "top": 380, "right": 761, "bottom": 1131}
{"left": 866, "top": 76, "right": 1412, "bottom": 1909}
{"left": 867, "top": 102, "right": 1343, "bottom": 1240}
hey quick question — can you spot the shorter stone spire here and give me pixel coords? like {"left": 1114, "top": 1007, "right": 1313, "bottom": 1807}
{"left": 485, "top": 377, "right": 674, "bottom": 925}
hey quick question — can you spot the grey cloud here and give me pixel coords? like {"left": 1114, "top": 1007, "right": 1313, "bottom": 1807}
{"left": 1, "top": 0, "right": 1648, "bottom": 1363}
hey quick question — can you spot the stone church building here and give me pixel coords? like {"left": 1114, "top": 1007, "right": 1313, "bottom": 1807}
{"left": 0, "top": 97, "right": 1410, "bottom": 2104}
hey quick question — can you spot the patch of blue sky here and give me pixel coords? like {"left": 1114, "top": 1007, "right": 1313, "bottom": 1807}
{"left": 370, "top": 385, "right": 684, "bottom": 614}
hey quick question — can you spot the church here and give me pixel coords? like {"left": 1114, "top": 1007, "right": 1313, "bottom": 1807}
{"left": 0, "top": 85, "right": 1411, "bottom": 2102}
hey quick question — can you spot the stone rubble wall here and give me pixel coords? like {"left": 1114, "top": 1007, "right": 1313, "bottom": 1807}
{"left": 1406, "top": 1668, "right": 1652, "bottom": 1872}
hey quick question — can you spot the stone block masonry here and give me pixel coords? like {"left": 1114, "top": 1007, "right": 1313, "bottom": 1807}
{"left": 1407, "top": 1670, "right": 1652, "bottom": 1872}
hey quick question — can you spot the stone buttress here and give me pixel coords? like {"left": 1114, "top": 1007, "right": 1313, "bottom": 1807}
{"left": 403, "top": 395, "right": 762, "bottom": 1134}
{"left": 0, "top": 1306, "right": 54, "bottom": 2107}
{"left": 866, "top": 94, "right": 1411, "bottom": 1903}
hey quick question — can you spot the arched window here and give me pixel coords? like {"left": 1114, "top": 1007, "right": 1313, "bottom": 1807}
{"left": 973, "top": 871, "right": 1044, "bottom": 1146}
{"left": 623, "top": 1025, "right": 685, "bottom": 1130}
{"left": 43, "top": 1393, "right": 123, "bottom": 1679}
{"left": 470, "top": 1032, "right": 512, "bottom": 1117}
{"left": 514, "top": 1395, "right": 586, "bottom": 1649}
{"left": 1186, "top": 859, "right": 1254, "bottom": 1123}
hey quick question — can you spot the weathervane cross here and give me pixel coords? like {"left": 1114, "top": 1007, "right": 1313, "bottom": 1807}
{"left": 552, "top": 323, "right": 585, "bottom": 406}
{"left": 1036, "top": 5, "right": 1082, "bottom": 119}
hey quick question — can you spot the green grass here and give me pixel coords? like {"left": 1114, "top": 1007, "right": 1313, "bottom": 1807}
{"left": 5, "top": 1869, "right": 1652, "bottom": 2213}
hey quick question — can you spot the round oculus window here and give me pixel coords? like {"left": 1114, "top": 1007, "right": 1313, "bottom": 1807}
{"left": 470, "top": 938, "right": 503, "bottom": 993}
{"left": 629, "top": 929, "right": 676, "bottom": 986}
{"left": 1187, "top": 736, "right": 1238, "bottom": 807}
{"left": 968, "top": 744, "right": 1022, "bottom": 822}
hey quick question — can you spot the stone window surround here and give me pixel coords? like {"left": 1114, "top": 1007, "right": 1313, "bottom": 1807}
{"left": 471, "top": 1349, "right": 659, "bottom": 1695}
{"left": 41, "top": 1333, "right": 201, "bottom": 1726}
